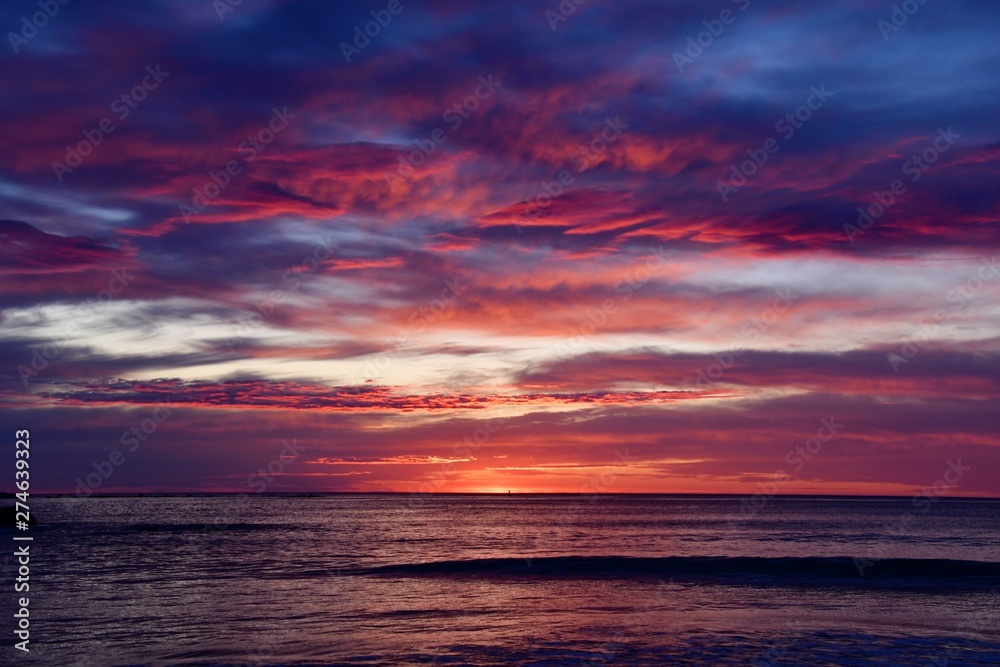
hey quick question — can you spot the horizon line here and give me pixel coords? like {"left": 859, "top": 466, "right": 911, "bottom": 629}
{"left": 14, "top": 491, "right": 1000, "bottom": 500}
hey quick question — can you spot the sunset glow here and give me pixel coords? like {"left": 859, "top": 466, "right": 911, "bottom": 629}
{"left": 1, "top": 0, "right": 998, "bottom": 498}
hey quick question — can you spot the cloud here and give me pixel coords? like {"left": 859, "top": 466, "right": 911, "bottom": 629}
{"left": 516, "top": 347, "right": 1000, "bottom": 398}
{"left": 307, "top": 455, "right": 476, "bottom": 465}
{"left": 2, "top": 0, "right": 998, "bottom": 494}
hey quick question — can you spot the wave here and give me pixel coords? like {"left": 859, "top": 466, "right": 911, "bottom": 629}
{"left": 350, "top": 555, "right": 1000, "bottom": 590}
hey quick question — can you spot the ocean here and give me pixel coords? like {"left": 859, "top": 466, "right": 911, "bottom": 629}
{"left": 6, "top": 494, "right": 999, "bottom": 666}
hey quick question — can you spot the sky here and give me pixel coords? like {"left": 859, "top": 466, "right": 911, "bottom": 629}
{"left": 1, "top": 0, "right": 998, "bottom": 496}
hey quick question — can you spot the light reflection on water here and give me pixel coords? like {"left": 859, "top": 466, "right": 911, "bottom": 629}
{"left": 10, "top": 495, "right": 1000, "bottom": 666}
